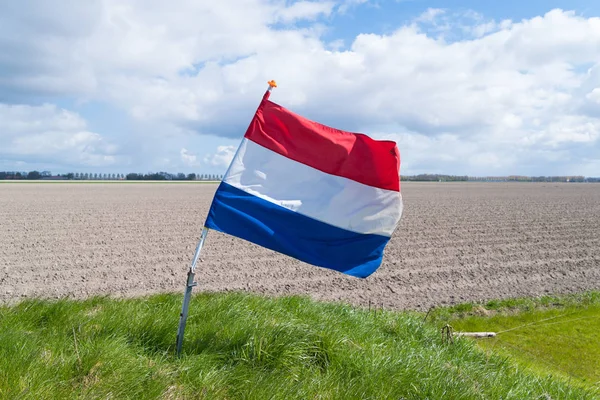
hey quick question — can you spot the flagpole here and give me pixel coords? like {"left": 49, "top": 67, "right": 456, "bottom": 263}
{"left": 176, "top": 226, "right": 209, "bottom": 356}
{"left": 175, "top": 80, "right": 277, "bottom": 356}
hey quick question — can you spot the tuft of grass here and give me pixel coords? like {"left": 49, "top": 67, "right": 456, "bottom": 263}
{"left": 0, "top": 292, "right": 596, "bottom": 399}
{"left": 428, "top": 291, "right": 600, "bottom": 391}
{"left": 429, "top": 291, "right": 600, "bottom": 321}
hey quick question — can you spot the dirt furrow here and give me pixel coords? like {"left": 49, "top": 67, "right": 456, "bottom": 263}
{"left": 1, "top": 182, "right": 599, "bottom": 310}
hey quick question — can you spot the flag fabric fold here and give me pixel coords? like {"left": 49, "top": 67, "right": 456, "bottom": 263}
{"left": 204, "top": 90, "right": 403, "bottom": 278}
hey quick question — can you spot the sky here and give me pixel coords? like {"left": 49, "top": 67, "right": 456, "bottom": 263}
{"left": 1, "top": 0, "right": 599, "bottom": 177}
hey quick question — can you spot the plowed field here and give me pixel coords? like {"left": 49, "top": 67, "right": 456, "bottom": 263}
{"left": 1, "top": 182, "right": 599, "bottom": 310}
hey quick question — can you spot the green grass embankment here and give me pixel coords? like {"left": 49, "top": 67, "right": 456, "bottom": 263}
{"left": 1, "top": 292, "right": 596, "bottom": 399}
{"left": 429, "top": 291, "right": 600, "bottom": 392}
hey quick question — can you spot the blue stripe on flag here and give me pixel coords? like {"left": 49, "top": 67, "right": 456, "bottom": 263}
{"left": 204, "top": 182, "right": 391, "bottom": 278}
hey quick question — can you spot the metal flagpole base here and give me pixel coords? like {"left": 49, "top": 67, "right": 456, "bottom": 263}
{"left": 176, "top": 227, "right": 209, "bottom": 356}
{"left": 176, "top": 269, "right": 197, "bottom": 356}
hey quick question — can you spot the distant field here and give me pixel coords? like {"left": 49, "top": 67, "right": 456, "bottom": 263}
{"left": 1, "top": 182, "right": 599, "bottom": 309}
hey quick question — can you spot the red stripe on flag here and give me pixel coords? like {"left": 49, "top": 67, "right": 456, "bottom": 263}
{"left": 243, "top": 99, "right": 401, "bottom": 192}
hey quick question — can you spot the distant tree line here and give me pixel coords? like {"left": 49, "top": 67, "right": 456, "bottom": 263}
{"left": 401, "top": 174, "right": 469, "bottom": 182}
{"left": 466, "top": 175, "right": 590, "bottom": 183}
{"left": 0, "top": 171, "right": 124, "bottom": 180}
{"left": 2, "top": 170, "right": 599, "bottom": 183}
{"left": 124, "top": 172, "right": 223, "bottom": 181}
{"left": 0, "top": 170, "right": 224, "bottom": 181}
{"left": 402, "top": 174, "right": 598, "bottom": 183}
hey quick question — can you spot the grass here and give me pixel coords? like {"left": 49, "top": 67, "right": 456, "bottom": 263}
{"left": 428, "top": 291, "right": 600, "bottom": 392}
{"left": 0, "top": 292, "right": 597, "bottom": 399}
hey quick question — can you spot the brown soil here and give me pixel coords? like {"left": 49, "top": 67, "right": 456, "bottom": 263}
{"left": 1, "top": 182, "right": 599, "bottom": 310}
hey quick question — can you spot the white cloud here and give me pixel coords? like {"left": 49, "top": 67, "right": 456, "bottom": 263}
{"left": 276, "top": 1, "right": 335, "bottom": 23}
{"left": 180, "top": 148, "right": 199, "bottom": 166}
{"left": 204, "top": 145, "right": 237, "bottom": 167}
{"left": 470, "top": 20, "right": 499, "bottom": 37}
{"left": 0, "top": 3, "right": 599, "bottom": 175}
{"left": 587, "top": 88, "right": 600, "bottom": 103}
{"left": 412, "top": 7, "right": 502, "bottom": 40}
{"left": 414, "top": 8, "right": 445, "bottom": 24}
{"left": 337, "top": 0, "right": 371, "bottom": 14}
{"left": 0, "top": 103, "right": 120, "bottom": 167}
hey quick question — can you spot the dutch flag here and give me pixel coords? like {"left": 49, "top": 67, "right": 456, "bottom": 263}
{"left": 204, "top": 86, "right": 403, "bottom": 278}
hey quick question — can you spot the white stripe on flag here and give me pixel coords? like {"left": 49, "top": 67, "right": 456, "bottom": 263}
{"left": 223, "top": 138, "right": 403, "bottom": 237}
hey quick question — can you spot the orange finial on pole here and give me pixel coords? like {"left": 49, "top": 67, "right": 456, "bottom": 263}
{"left": 263, "top": 80, "right": 277, "bottom": 100}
